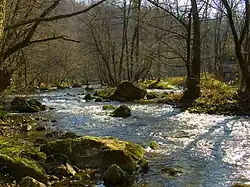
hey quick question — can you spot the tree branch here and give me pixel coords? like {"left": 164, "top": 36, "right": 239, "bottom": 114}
{"left": 29, "top": 36, "right": 81, "bottom": 45}
{"left": 5, "top": 0, "right": 106, "bottom": 31}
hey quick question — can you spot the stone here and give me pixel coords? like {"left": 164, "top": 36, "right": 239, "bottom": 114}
{"left": 103, "top": 164, "right": 129, "bottom": 185}
{"left": 41, "top": 136, "right": 145, "bottom": 174}
{"left": 110, "top": 81, "right": 146, "bottom": 101}
{"left": 147, "top": 92, "right": 159, "bottom": 99}
{"left": 34, "top": 139, "right": 48, "bottom": 146}
{"left": 11, "top": 97, "right": 40, "bottom": 113}
{"left": 35, "top": 126, "right": 46, "bottom": 131}
{"left": 21, "top": 124, "right": 32, "bottom": 132}
{"left": 19, "top": 176, "right": 46, "bottom": 187}
{"left": 84, "top": 94, "right": 93, "bottom": 100}
{"left": 72, "top": 83, "right": 81, "bottom": 88}
{"left": 45, "top": 131, "right": 60, "bottom": 138}
{"left": 60, "top": 132, "right": 78, "bottom": 139}
{"left": 111, "top": 105, "right": 131, "bottom": 118}
{"left": 54, "top": 163, "right": 76, "bottom": 178}
{"left": 94, "top": 98, "right": 103, "bottom": 102}
{"left": 49, "top": 175, "right": 59, "bottom": 182}
{"left": 27, "top": 99, "right": 44, "bottom": 111}
{"left": 161, "top": 166, "right": 183, "bottom": 176}
{"left": 0, "top": 154, "right": 48, "bottom": 183}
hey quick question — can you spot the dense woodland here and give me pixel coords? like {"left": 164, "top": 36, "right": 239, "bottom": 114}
{"left": 0, "top": 0, "right": 249, "bottom": 99}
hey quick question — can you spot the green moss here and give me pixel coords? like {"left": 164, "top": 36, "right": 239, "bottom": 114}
{"left": 0, "top": 108, "right": 7, "bottom": 119}
{"left": 102, "top": 104, "right": 117, "bottom": 110}
{"left": 0, "top": 136, "right": 48, "bottom": 183}
{"left": 149, "top": 141, "right": 159, "bottom": 150}
{"left": 41, "top": 136, "right": 145, "bottom": 174}
{"left": 232, "top": 184, "right": 250, "bottom": 187}
{"left": 94, "top": 88, "right": 115, "bottom": 99}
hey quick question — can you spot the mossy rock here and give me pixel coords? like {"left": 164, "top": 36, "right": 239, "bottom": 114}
{"left": 0, "top": 137, "right": 48, "bottom": 183}
{"left": 19, "top": 176, "right": 46, "bottom": 187}
{"left": 147, "top": 92, "right": 160, "bottom": 99}
{"left": 0, "top": 154, "right": 48, "bottom": 183}
{"left": 102, "top": 104, "right": 117, "bottom": 110}
{"left": 11, "top": 97, "right": 45, "bottom": 113}
{"left": 103, "top": 164, "right": 129, "bottom": 185}
{"left": 40, "top": 136, "right": 145, "bottom": 174}
{"left": 110, "top": 81, "right": 147, "bottom": 101}
{"left": 110, "top": 105, "right": 131, "bottom": 118}
{"left": 84, "top": 94, "right": 93, "bottom": 100}
{"left": 149, "top": 141, "right": 159, "bottom": 150}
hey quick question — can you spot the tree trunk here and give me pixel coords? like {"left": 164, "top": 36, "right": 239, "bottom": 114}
{"left": 184, "top": 0, "right": 201, "bottom": 100}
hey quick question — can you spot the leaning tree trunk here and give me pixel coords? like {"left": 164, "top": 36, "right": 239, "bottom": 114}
{"left": 0, "top": 0, "right": 10, "bottom": 93}
{"left": 184, "top": 0, "right": 201, "bottom": 100}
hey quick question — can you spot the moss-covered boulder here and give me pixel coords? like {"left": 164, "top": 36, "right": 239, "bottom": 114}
{"left": 19, "top": 176, "right": 46, "bottom": 187}
{"left": 11, "top": 97, "right": 45, "bottom": 113}
{"left": 111, "top": 105, "right": 131, "bottom": 118}
{"left": 0, "top": 154, "right": 48, "bottom": 183}
{"left": 41, "top": 136, "right": 145, "bottom": 174}
{"left": 103, "top": 164, "right": 129, "bottom": 186}
{"left": 110, "top": 81, "right": 146, "bottom": 101}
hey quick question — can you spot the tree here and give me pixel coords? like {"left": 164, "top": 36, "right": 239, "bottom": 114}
{"left": 0, "top": 0, "right": 106, "bottom": 93}
{"left": 222, "top": 0, "right": 250, "bottom": 91}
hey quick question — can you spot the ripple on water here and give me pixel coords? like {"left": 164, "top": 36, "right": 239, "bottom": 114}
{"left": 28, "top": 88, "right": 250, "bottom": 187}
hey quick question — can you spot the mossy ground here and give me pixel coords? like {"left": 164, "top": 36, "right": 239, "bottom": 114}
{"left": 151, "top": 75, "right": 242, "bottom": 115}
{"left": 139, "top": 77, "right": 186, "bottom": 89}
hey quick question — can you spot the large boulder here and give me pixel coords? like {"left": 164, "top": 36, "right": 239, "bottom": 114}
{"left": 111, "top": 105, "right": 131, "bottom": 118}
{"left": 103, "top": 164, "right": 129, "bottom": 185}
{"left": 41, "top": 136, "right": 145, "bottom": 174}
{"left": 0, "top": 154, "right": 48, "bottom": 183}
{"left": 19, "top": 176, "right": 46, "bottom": 187}
{"left": 110, "top": 81, "right": 146, "bottom": 101}
{"left": 11, "top": 97, "right": 45, "bottom": 113}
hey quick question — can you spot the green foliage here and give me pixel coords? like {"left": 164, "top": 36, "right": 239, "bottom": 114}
{"left": 0, "top": 106, "right": 7, "bottom": 119}
{"left": 189, "top": 75, "right": 238, "bottom": 115}
{"left": 164, "top": 76, "right": 186, "bottom": 88}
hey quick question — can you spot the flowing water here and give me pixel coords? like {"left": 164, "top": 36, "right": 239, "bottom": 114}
{"left": 22, "top": 87, "right": 250, "bottom": 187}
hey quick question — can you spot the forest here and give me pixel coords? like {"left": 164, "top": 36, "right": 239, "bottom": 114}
{"left": 0, "top": 0, "right": 249, "bottom": 187}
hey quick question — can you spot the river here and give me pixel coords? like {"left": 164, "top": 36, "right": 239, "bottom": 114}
{"left": 23, "top": 87, "right": 250, "bottom": 187}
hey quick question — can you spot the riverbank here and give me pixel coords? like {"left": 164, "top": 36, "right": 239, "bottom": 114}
{"left": 0, "top": 86, "right": 249, "bottom": 186}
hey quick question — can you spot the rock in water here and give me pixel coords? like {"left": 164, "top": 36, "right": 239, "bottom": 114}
{"left": 19, "top": 176, "right": 46, "bottom": 187}
{"left": 11, "top": 97, "right": 45, "bottom": 113}
{"left": 84, "top": 94, "right": 93, "bottom": 100}
{"left": 103, "top": 164, "right": 129, "bottom": 185}
{"left": 111, "top": 105, "right": 131, "bottom": 118}
{"left": 72, "top": 83, "right": 81, "bottom": 88}
{"left": 110, "top": 81, "right": 146, "bottom": 101}
{"left": 40, "top": 136, "right": 145, "bottom": 174}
